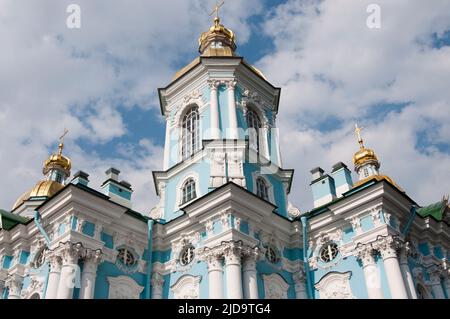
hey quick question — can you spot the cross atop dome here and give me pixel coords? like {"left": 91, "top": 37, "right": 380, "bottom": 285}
{"left": 199, "top": 1, "right": 236, "bottom": 57}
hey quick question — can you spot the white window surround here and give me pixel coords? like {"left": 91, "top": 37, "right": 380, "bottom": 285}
{"left": 171, "top": 275, "right": 202, "bottom": 299}
{"left": 181, "top": 105, "right": 200, "bottom": 160}
{"left": 107, "top": 275, "right": 144, "bottom": 299}
{"left": 244, "top": 104, "right": 270, "bottom": 159}
{"left": 175, "top": 172, "right": 201, "bottom": 211}
{"left": 262, "top": 273, "right": 289, "bottom": 299}
{"left": 251, "top": 172, "right": 275, "bottom": 205}
{"left": 172, "top": 99, "right": 206, "bottom": 164}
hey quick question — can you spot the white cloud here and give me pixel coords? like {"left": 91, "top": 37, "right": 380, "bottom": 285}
{"left": 259, "top": 0, "right": 450, "bottom": 211}
{"left": 0, "top": 0, "right": 262, "bottom": 211}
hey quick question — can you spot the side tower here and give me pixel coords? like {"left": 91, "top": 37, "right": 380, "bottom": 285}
{"left": 152, "top": 15, "right": 296, "bottom": 222}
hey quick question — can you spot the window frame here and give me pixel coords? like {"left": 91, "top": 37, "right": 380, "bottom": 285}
{"left": 181, "top": 105, "right": 200, "bottom": 160}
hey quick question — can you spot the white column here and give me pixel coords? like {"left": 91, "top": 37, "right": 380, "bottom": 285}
{"left": 209, "top": 80, "right": 221, "bottom": 139}
{"left": 151, "top": 272, "right": 165, "bottom": 299}
{"left": 206, "top": 253, "right": 223, "bottom": 299}
{"left": 45, "top": 255, "right": 62, "bottom": 299}
{"left": 356, "top": 246, "right": 384, "bottom": 299}
{"left": 6, "top": 275, "right": 23, "bottom": 299}
{"left": 429, "top": 272, "right": 445, "bottom": 299}
{"left": 293, "top": 272, "right": 307, "bottom": 299}
{"left": 399, "top": 247, "right": 417, "bottom": 299}
{"left": 56, "top": 243, "right": 82, "bottom": 299}
{"left": 226, "top": 80, "right": 238, "bottom": 139}
{"left": 0, "top": 280, "right": 4, "bottom": 299}
{"left": 377, "top": 237, "right": 408, "bottom": 299}
{"left": 242, "top": 257, "right": 258, "bottom": 299}
{"left": 261, "top": 123, "right": 271, "bottom": 160}
{"left": 224, "top": 245, "right": 243, "bottom": 299}
{"left": 79, "top": 251, "right": 102, "bottom": 299}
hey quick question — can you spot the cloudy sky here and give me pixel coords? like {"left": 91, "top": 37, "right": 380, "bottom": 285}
{"left": 1, "top": 0, "right": 449, "bottom": 214}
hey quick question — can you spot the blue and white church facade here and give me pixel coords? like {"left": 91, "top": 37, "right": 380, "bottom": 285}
{"left": 1, "top": 16, "right": 449, "bottom": 300}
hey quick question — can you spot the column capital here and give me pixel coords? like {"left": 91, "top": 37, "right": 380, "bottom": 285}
{"left": 47, "top": 253, "right": 62, "bottom": 273}
{"left": 373, "top": 235, "right": 402, "bottom": 260}
{"left": 226, "top": 80, "right": 237, "bottom": 89}
{"left": 204, "top": 251, "right": 223, "bottom": 272}
{"left": 293, "top": 270, "right": 306, "bottom": 285}
{"left": 223, "top": 243, "right": 242, "bottom": 266}
{"left": 57, "top": 242, "right": 84, "bottom": 264}
{"left": 208, "top": 79, "right": 220, "bottom": 89}
{"left": 151, "top": 272, "right": 165, "bottom": 288}
{"left": 354, "top": 244, "right": 376, "bottom": 266}
{"left": 5, "top": 274, "right": 23, "bottom": 296}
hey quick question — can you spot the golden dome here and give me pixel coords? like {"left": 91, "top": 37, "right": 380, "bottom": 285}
{"left": 12, "top": 180, "right": 64, "bottom": 210}
{"left": 199, "top": 17, "right": 236, "bottom": 57}
{"left": 353, "top": 147, "right": 379, "bottom": 168}
{"left": 352, "top": 124, "right": 380, "bottom": 170}
{"left": 43, "top": 143, "right": 71, "bottom": 175}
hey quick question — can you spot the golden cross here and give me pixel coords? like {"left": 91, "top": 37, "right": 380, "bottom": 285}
{"left": 58, "top": 128, "right": 69, "bottom": 155}
{"left": 354, "top": 124, "right": 364, "bottom": 148}
{"left": 209, "top": 0, "right": 225, "bottom": 19}
{"left": 59, "top": 128, "right": 69, "bottom": 142}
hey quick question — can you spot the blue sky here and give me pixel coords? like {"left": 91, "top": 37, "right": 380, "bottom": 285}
{"left": 1, "top": 0, "right": 450, "bottom": 214}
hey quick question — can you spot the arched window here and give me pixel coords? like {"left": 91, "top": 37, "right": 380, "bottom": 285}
{"left": 256, "top": 177, "right": 269, "bottom": 201}
{"left": 182, "top": 178, "right": 197, "bottom": 204}
{"left": 182, "top": 106, "right": 200, "bottom": 160}
{"left": 247, "top": 109, "right": 261, "bottom": 152}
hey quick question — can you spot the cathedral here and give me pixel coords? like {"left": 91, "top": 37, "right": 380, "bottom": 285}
{"left": 0, "top": 14, "right": 449, "bottom": 300}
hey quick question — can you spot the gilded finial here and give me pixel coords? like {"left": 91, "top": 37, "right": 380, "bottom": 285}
{"left": 210, "top": 0, "right": 224, "bottom": 22}
{"left": 58, "top": 128, "right": 69, "bottom": 155}
{"left": 354, "top": 124, "right": 365, "bottom": 149}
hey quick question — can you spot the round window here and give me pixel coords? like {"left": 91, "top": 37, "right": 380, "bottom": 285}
{"left": 319, "top": 243, "right": 339, "bottom": 263}
{"left": 179, "top": 246, "right": 195, "bottom": 266}
{"left": 265, "top": 246, "right": 278, "bottom": 264}
{"left": 117, "top": 248, "right": 136, "bottom": 267}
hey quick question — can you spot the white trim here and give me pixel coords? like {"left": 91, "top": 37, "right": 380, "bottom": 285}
{"left": 251, "top": 172, "right": 275, "bottom": 205}
{"left": 107, "top": 275, "right": 144, "bottom": 299}
{"left": 170, "top": 275, "right": 202, "bottom": 299}
{"left": 175, "top": 172, "right": 201, "bottom": 211}
{"left": 262, "top": 273, "right": 289, "bottom": 299}
{"left": 315, "top": 272, "right": 355, "bottom": 299}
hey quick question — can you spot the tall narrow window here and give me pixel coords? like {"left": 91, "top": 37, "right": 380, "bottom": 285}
{"left": 182, "top": 106, "right": 200, "bottom": 160}
{"left": 182, "top": 178, "right": 197, "bottom": 204}
{"left": 247, "top": 109, "right": 261, "bottom": 152}
{"left": 256, "top": 177, "right": 269, "bottom": 201}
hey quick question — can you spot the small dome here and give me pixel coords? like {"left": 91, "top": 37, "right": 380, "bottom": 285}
{"left": 43, "top": 143, "right": 71, "bottom": 175}
{"left": 353, "top": 147, "right": 379, "bottom": 169}
{"left": 12, "top": 180, "right": 64, "bottom": 210}
{"left": 199, "top": 17, "right": 236, "bottom": 57}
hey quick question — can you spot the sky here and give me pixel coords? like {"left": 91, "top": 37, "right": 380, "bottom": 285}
{"left": 1, "top": 0, "right": 450, "bottom": 214}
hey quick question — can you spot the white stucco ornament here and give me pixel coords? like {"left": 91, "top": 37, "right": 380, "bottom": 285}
{"left": 107, "top": 276, "right": 144, "bottom": 299}
{"left": 315, "top": 272, "right": 355, "bottom": 299}
{"left": 262, "top": 274, "right": 289, "bottom": 299}
{"left": 171, "top": 275, "right": 201, "bottom": 299}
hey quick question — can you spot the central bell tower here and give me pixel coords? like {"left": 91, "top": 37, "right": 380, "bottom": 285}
{"left": 151, "top": 13, "right": 297, "bottom": 222}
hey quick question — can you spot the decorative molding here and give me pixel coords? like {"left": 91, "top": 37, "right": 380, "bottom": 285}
{"left": 170, "top": 275, "right": 202, "bottom": 299}
{"left": 262, "top": 273, "right": 289, "bottom": 299}
{"left": 107, "top": 275, "right": 144, "bottom": 299}
{"left": 315, "top": 272, "right": 355, "bottom": 299}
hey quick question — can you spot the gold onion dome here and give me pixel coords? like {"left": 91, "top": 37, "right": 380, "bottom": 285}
{"left": 43, "top": 142, "right": 72, "bottom": 175}
{"left": 352, "top": 125, "right": 380, "bottom": 170}
{"left": 12, "top": 140, "right": 71, "bottom": 211}
{"left": 199, "top": 17, "right": 236, "bottom": 57}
